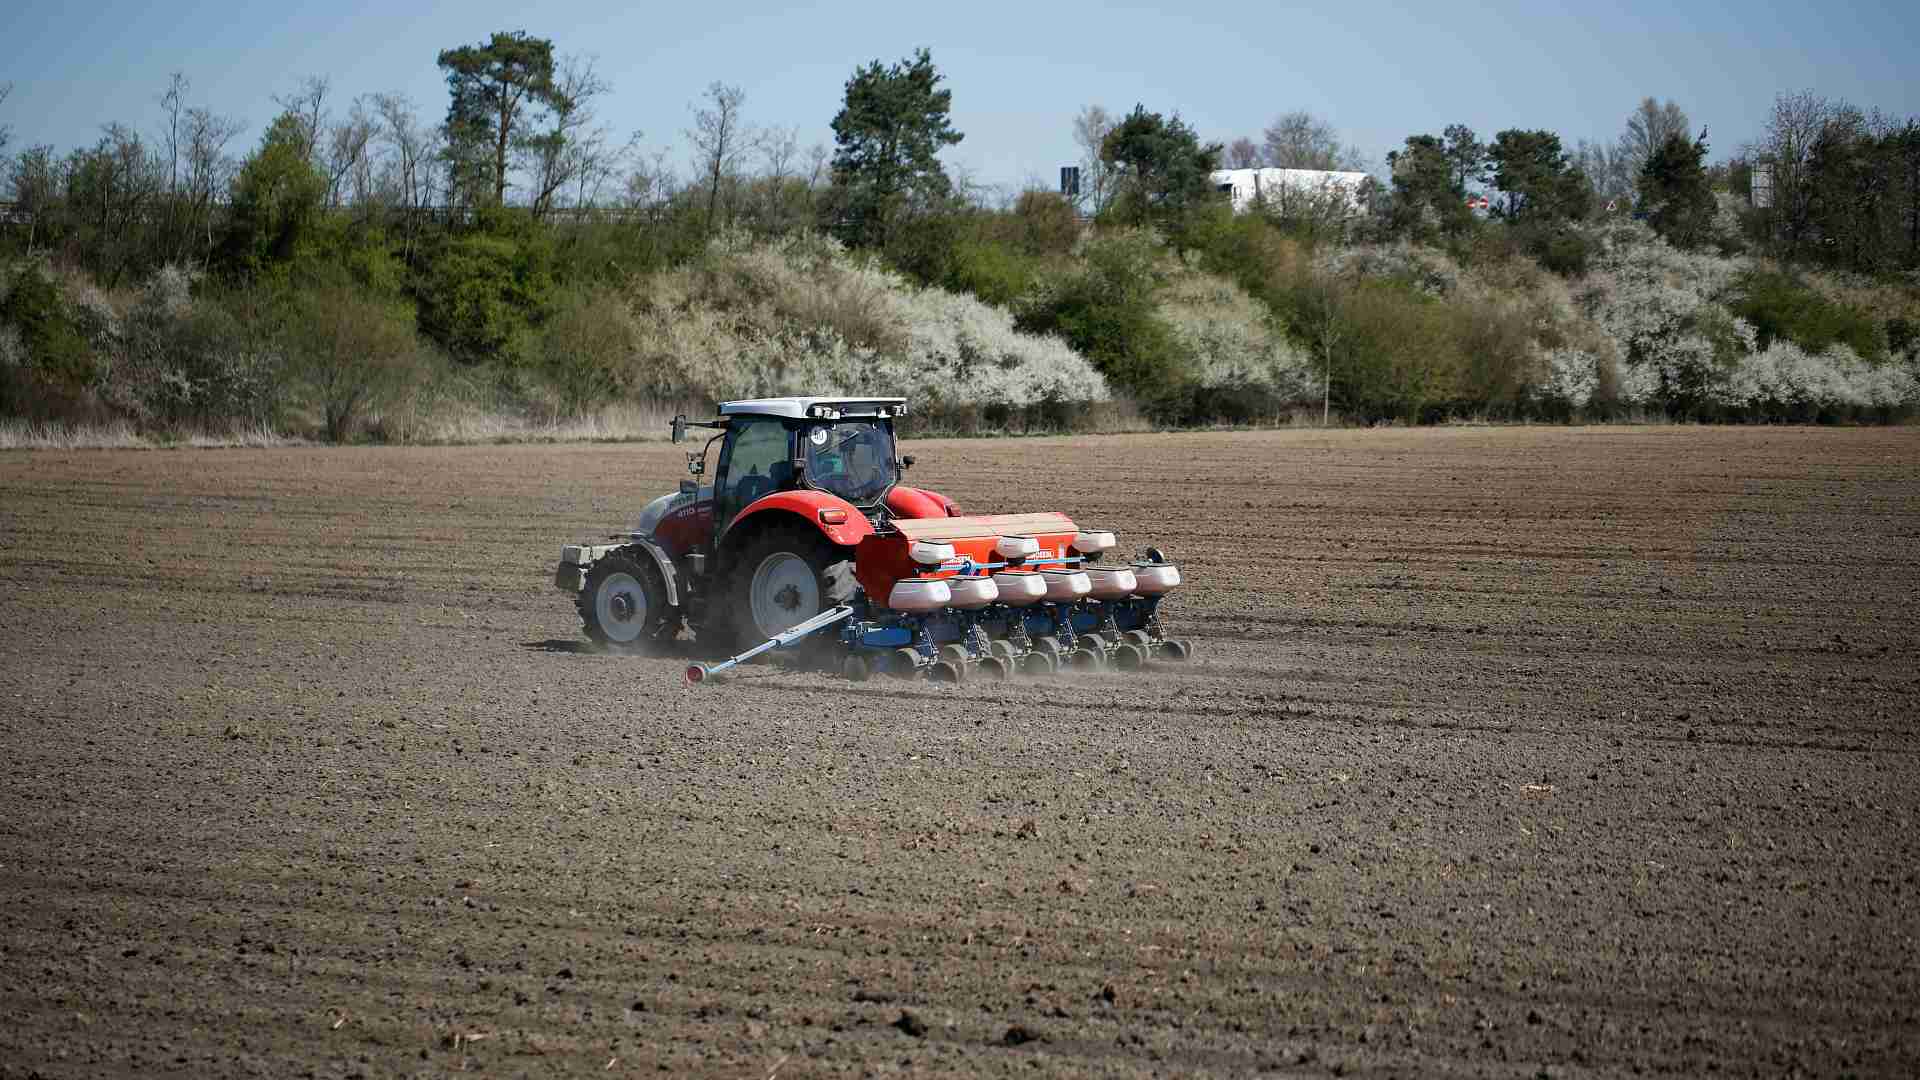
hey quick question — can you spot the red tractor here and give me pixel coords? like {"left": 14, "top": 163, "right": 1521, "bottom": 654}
{"left": 554, "top": 396, "right": 1188, "bottom": 682}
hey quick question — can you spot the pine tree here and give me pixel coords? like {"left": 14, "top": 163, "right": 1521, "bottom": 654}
{"left": 1639, "top": 130, "right": 1716, "bottom": 249}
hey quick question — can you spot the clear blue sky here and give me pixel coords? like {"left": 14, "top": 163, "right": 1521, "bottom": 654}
{"left": 3, "top": 0, "right": 1915, "bottom": 193}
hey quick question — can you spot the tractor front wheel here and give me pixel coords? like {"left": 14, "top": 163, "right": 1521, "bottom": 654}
{"left": 579, "top": 551, "right": 676, "bottom": 653}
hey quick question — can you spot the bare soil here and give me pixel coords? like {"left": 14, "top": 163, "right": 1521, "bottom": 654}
{"left": 1, "top": 425, "right": 1917, "bottom": 1078}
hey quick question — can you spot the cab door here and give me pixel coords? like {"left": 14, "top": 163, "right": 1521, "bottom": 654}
{"left": 711, "top": 417, "right": 794, "bottom": 549}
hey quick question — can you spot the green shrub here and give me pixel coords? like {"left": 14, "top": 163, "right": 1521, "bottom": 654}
{"left": 1450, "top": 299, "right": 1544, "bottom": 415}
{"left": 881, "top": 212, "right": 964, "bottom": 288}
{"left": 1515, "top": 222, "right": 1593, "bottom": 277}
{"left": 1887, "top": 316, "right": 1916, "bottom": 358}
{"left": 1185, "top": 212, "right": 1310, "bottom": 321}
{"left": 1009, "top": 190, "right": 1079, "bottom": 257}
{"left": 222, "top": 114, "right": 329, "bottom": 280}
{"left": 285, "top": 280, "right": 433, "bottom": 442}
{"left": 1015, "top": 230, "right": 1191, "bottom": 418}
{"left": 0, "top": 265, "right": 96, "bottom": 389}
{"left": 1732, "top": 271, "right": 1885, "bottom": 361}
{"left": 1315, "top": 278, "right": 1459, "bottom": 421}
{"left": 413, "top": 223, "right": 558, "bottom": 366}
{"left": 537, "top": 287, "right": 639, "bottom": 416}
{"left": 888, "top": 202, "right": 1069, "bottom": 308}
{"left": 943, "top": 240, "right": 1038, "bottom": 307}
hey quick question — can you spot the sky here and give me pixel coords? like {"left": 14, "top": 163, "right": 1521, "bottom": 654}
{"left": 3, "top": 0, "right": 1916, "bottom": 196}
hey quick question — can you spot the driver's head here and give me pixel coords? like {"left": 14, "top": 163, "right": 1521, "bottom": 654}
{"left": 844, "top": 429, "right": 878, "bottom": 471}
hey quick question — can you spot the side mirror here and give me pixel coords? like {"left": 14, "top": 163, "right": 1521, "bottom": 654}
{"left": 671, "top": 414, "right": 687, "bottom": 444}
{"left": 901, "top": 454, "right": 916, "bottom": 470}
{"left": 678, "top": 479, "right": 698, "bottom": 496}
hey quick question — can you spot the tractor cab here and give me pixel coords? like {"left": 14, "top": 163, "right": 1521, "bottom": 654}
{"left": 674, "top": 397, "right": 911, "bottom": 541}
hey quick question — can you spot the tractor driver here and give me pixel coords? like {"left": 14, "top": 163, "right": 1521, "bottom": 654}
{"left": 805, "top": 422, "right": 891, "bottom": 503}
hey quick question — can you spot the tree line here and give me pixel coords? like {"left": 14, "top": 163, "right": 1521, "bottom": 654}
{"left": 1, "top": 45, "right": 1917, "bottom": 436}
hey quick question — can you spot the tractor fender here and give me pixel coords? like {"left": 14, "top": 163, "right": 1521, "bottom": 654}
{"left": 887, "top": 485, "right": 959, "bottom": 519}
{"left": 554, "top": 538, "right": 681, "bottom": 607}
{"left": 723, "top": 490, "right": 875, "bottom": 554}
{"left": 627, "top": 537, "right": 684, "bottom": 607}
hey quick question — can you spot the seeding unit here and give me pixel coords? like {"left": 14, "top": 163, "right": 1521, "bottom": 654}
{"left": 553, "top": 396, "right": 1190, "bottom": 684}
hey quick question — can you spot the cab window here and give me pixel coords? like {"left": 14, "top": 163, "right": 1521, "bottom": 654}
{"left": 804, "top": 421, "right": 895, "bottom": 505}
{"left": 718, "top": 419, "right": 792, "bottom": 525}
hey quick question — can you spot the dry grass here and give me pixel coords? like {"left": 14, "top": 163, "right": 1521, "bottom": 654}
{"left": 394, "top": 400, "right": 700, "bottom": 445}
{"left": 0, "top": 403, "right": 699, "bottom": 452}
{"left": 0, "top": 419, "right": 151, "bottom": 450}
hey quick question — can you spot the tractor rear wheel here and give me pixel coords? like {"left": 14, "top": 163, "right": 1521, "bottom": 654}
{"left": 723, "top": 523, "right": 857, "bottom": 656}
{"left": 578, "top": 551, "right": 676, "bottom": 653}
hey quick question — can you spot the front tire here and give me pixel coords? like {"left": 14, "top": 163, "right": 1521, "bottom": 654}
{"left": 724, "top": 524, "right": 856, "bottom": 654}
{"left": 579, "top": 551, "right": 676, "bottom": 653}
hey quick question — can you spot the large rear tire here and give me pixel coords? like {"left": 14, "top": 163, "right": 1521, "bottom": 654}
{"left": 578, "top": 551, "right": 677, "bottom": 653}
{"left": 723, "top": 523, "right": 857, "bottom": 656}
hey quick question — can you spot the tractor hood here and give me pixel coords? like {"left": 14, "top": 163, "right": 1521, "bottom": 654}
{"left": 635, "top": 483, "right": 713, "bottom": 539}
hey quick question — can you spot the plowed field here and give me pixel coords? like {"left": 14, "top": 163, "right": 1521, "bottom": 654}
{"left": 2, "top": 426, "right": 1917, "bottom": 1078}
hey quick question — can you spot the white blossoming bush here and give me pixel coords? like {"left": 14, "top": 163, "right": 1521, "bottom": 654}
{"left": 108, "top": 264, "right": 290, "bottom": 428}
{"left": 629, "top": 233, "right": 1109, "bottom": 412}
{"left": 1710, "top": 192, "right": 1749, "bottom": 253}
{"left": 1573, "top": 220, "right": 1920, "bottom": 417}
{"left": 61, "top": 276, "right": 122, "bottom": 364}
{"left": 1576, "top": 220, "right": 1754, "bottom": 408}
{"left": 890, "top": 285, "right": 1108, "bottom": 407}
{"left": 1721, "top": 341, "right": 1919, "bottom": 413}
{"left": 1160, "top": 270, "right": 1315, "bottom": 404}
{"left": 141, "top": 264, "right": 196, "bottom": 319}
{"left": 1536, "top": 346, "right": 1602, "bottom": 409}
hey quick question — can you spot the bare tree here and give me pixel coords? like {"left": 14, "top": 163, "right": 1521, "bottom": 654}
{"left": 373, "top": 93, "right": 438, "bottom": 259}
{"left": 744, "top": 123, "right": 808, "bottom": 233}
{"left": 9, "top": 144, "right": 59, "bottom": 253}
{"left": 157, "top": 73, "right": 188, "bottom": 194}
{"left": 1573, "top": 137, "right": 1633, "bottom": 205}
{"left": 804, "top": 142, "right": 830, "bottom": 190}
{"left": 687, "top": 81, "right": 750, "bottom": 234}
{"left": 1071, "top": 104, "right": 1118, "bottom": 213}
{"left": 1755, "top": 89, "right": 1835, "bottom": 259}
{"left": 274, "top": 75, "right": 332, "bottom": 165}
{"left": 180, "top": 106, "right": 241, "bottom": 263}
{"left": 322, "top": 97, "right": 379, "bottom": 209}
{"left": 1226, "top": 136, "right": 1260, "bottom": 169}
{"left": 573, "top": 126, "right": 642, "bottom": 212}
{"left": 1618, "top": 97, "right": 1691, "bottom": 178}
{"left": 347, "top": 124, "right": 381, "bottom": 207}
{"left": 521, "top": 54, "right": 630, "bottom": 218}
{"left": 760, "top": 124, "right": 800, "bottom": 182}
{"left": 621, "top": 145, "right": 677, "bottom": 216}
{"left": 945, "top": 159, "right": 997, "bottom": 209}
{"left": 69, "top": 123, "right": 162, "bottom": 284}
{"left": 0, "top": 82, "right": 12, "bottom": 158}
{"left": 1262, "top": 110, "right": 1365, "bottom": 170}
